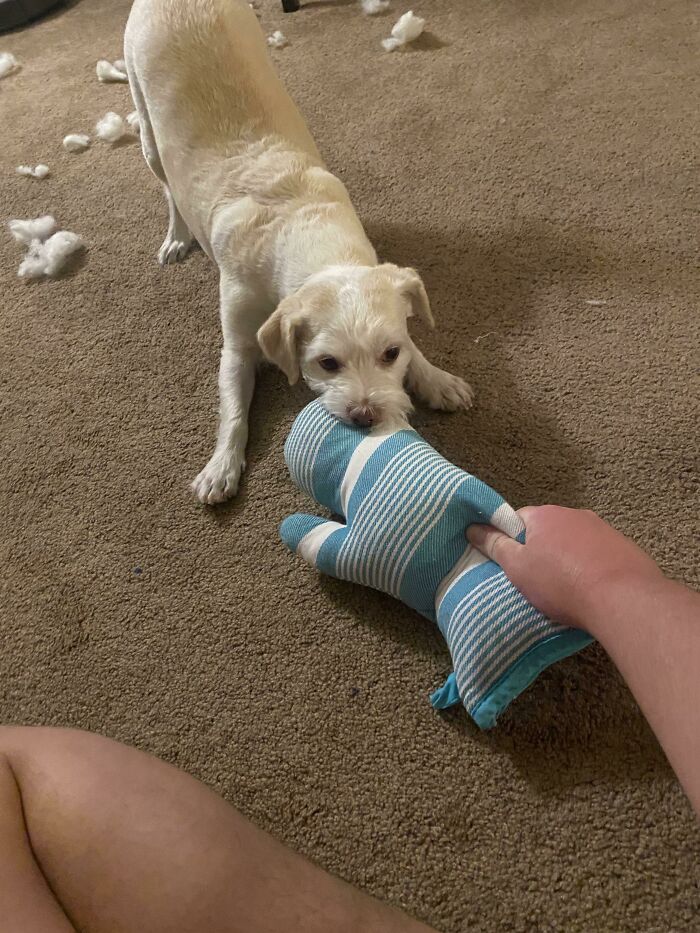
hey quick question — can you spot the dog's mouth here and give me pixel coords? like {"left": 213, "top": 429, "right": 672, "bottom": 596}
{"left": 345, "top": 405, "right": 379, "bottom": 428}
{"left": 338, "top": 405, "right": 411, "bottom": 433}
{"left": 321, "top": 398, "right": 381, "bottom": 429}
{"left": 312, "top": 383, "right": 411, "bottom": 430}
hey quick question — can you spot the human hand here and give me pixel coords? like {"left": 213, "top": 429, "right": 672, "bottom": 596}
{"left": 467, "top": 505, "right": 664, "bottom": 631}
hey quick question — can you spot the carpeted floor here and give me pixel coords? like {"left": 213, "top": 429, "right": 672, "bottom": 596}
{"left": 1, "top": 0, "right": 698, "bottom": 929}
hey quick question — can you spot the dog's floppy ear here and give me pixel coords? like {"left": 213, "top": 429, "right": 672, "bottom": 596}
{"left": 258, "top": 280, "right": 334, "bottom": 383}
{"left": 257, "top": 296, "right": 307, "bottom": 385}
{"left": 391, "top": 265, "right": 435, "bottom": 329}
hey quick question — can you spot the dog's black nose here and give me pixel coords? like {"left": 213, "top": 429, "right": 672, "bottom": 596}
{"left": 349, "top": 406, "right": 375, "bottom": 428}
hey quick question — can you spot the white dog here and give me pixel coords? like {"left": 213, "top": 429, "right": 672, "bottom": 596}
{"left": 124, "top": 0, "right": 473, "bottom": 505}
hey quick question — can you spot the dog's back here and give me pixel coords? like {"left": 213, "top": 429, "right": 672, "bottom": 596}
{"left": 125, "top": 0, "right": 322, "bottom": 167}
{"left": 125, "top": 0, "right": 327, "bottom": 256}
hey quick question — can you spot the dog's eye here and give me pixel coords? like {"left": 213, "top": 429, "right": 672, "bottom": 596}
{"left": 382, "top": 346, "right": 400, "bottom": 363}
{"left": 319, "top": 356, "right": 341, "bottom": 372}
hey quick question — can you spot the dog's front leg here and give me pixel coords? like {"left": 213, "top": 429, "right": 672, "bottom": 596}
{"left": 191, "top": 277, "right": 261, "bottom": 505}
{"left": 406, "top": 341, "right": 474, "bottom": 412}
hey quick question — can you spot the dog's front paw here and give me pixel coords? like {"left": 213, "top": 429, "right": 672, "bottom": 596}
{"left": 191, "top": 451, "right": 245, "bottom": 505}
{"left": 424, "top": 370, "right": 474, "bottom": 411}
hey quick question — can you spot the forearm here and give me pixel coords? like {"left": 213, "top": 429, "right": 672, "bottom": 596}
{"left": 584, "top": 577, "right": 700, "bottom": 815}
{"left": 468, "top": 506, "right": 700, "bottom": 813}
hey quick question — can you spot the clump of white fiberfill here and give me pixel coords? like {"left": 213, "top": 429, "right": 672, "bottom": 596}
{"left": 16, "top": 164, "right": 50, "bottom": 179}
{"left": 126, "top": 110, "right": 140, "bottom": 134}
{"left": 0, "top": 52, "right": 19, "bottom": 79}
{"left": 95, "top": 111, "right": 126, "bottom": 143}
{"left": 267, "top": 31, "right": 288, "bottom": 48}
{"left": 18, "top": 232, "right": 83, "bottom": 279}
{"left": 96, "top": 59, "right": 128, "bottom": 83}
{"left": 8, "top": 215, "right": 57, "bottom": 246}
{"left": 8, "top": 216, "right": 83, "bottom": 280}
{"left": 382, "top": 11, "right": 425, "bottom": 51}
{"left": 63, "top": 134, "right": 90, "bottom": 152}
{"left": 362, "top": 0, "right": 390, "bottom": 14}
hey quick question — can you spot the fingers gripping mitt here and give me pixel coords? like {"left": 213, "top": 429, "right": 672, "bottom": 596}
{"left": 281, "top": 401, "right": 593, "bottom": 729}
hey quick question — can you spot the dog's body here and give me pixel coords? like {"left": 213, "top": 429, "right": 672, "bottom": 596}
{"left": 125, "top": 0, "right": 472, "bottom": 504}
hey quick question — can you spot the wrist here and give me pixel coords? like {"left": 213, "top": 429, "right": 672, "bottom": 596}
{"left": 579, "top": 567, "right": 671, "bottom": 641}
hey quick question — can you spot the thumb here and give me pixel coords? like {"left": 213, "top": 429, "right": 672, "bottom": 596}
{"left": 280, "top": 514, "right": 345, "bottom": 568}
{"left": 467, "top": 523, "right": 523, "bottom": 573}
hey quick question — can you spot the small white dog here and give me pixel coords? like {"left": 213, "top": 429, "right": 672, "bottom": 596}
{"left": 124, "top": 0, "right": 472, "bottom": 504}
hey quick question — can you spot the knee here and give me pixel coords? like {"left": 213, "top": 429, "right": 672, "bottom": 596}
{"left": 0, "top": 751, "right": 23, "bottom": 825}
{"left": 0, "top": 727, "right": 140, "bottom": 812}
{"left": 0, "top": 725, "right": 29, "bottom": 755}
{"left": 0, "top": 725, "right": 113, "bottom": 767}
{"left": 0, "top": 736, "right": 27, "bottom": 808}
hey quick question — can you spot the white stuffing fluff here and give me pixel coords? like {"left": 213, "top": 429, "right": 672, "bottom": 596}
{"left": 362, "top": 0, "right": 390, "bottom": 14}
{"left": 0, "top": 51, "right": 19, "bottom": 79}
{"left": 16, "top": 164, "right": 50, "bottom": 179}
{"left": 267, "top": 31, "right": 288, "bottom": 49}
{"left": 126, "top": 110, "right": 141, "bottom": 134}
{"left": 96, "top": 59, "right": 128, "bottom": 83}
{"left": 8, "top": 215, "right": 57, "bottom": 246}
{"left": 18, "top": 231, "right": 83, "bottom": 280}
{"left": 95, "top": 111, "right": 126, "bottom": 143}
{"left": 382, "top": 10, "right": 425, "bottom": 51}
{"left": 9, "top": 215, "right": 83, "bottom": 280}
{"left": 63, "top": 133, "right": 90, "bottom": 152}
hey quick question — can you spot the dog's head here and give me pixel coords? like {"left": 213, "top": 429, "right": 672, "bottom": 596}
{"left": 258, "top": 263, "right": 434, "bottom": 428}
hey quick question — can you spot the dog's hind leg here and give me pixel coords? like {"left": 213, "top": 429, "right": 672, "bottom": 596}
{"left": 157, "top": 187, "right": 194, "bottom": 266}
{"left": 128, "top": 69, "right": 193, "bottom": 265}
{"left": 191, "top": 275, "right": 262, "bottom": 505}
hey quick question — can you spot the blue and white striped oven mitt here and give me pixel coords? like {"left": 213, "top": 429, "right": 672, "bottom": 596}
{"left": 281, "top": 401, "right": 592, "bottom": 729}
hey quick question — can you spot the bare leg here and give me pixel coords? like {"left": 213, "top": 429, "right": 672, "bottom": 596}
{"left": 0, "top": 753, "right": 74, "bottom": 932}
{"left": 191, "top": 276, "right": 261, "bottom": 504}
{"left": 0, "top": 727, "right": 437, "bottom": 933}
{"left": 407, "top": 341, "right": 474, "bottom": 410}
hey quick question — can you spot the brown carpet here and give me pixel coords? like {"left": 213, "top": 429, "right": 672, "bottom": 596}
{"left": 1, "top": 0, "right": 698, "bottom": 929}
